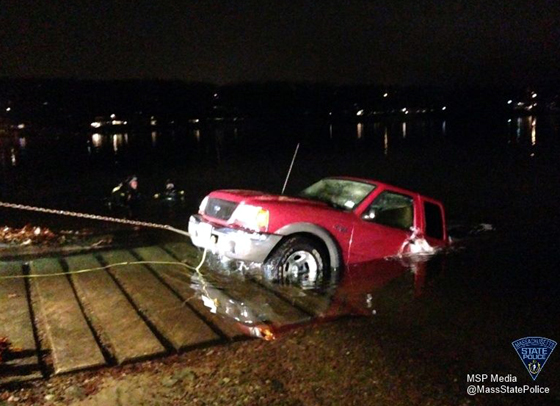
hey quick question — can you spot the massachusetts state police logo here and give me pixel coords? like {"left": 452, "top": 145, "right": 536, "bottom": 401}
{"left": 512, "top": 337, "right": 557, "bottom": 381}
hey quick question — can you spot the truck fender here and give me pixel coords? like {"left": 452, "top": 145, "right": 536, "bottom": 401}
{"left": 273, "top": 222, "right": 342, "bottom": 270}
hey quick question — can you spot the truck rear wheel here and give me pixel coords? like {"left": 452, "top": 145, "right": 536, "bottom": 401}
{"left": 264, "top": 236, "right": 330, "bottom": 289}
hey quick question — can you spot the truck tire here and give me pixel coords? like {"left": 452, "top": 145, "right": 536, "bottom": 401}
{"left": 264, "top": 236, "right": 330, "bottom": 289}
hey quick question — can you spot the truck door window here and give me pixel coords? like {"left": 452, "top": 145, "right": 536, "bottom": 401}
{"left": 424, "top": 201, "right": 444, "bottom": 240}
{"left": 362, "top": 191, "right": 414, "bottom": 230}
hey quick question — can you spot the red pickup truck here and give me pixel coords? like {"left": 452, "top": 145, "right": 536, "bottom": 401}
{"left": 189, "top": 177, "right": 448, "bottom": 288}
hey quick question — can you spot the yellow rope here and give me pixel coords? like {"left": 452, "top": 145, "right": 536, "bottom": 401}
{"left": 0, "top": 253, "right": 207, "bottom": 280}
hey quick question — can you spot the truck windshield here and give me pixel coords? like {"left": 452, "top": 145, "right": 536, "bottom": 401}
{"left": 298, "top": 178, "right": 376, "bottom": 211}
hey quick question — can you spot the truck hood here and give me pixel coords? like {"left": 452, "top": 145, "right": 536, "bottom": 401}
{"left": 209, "top": 189, "right": 329, "bottom": 209}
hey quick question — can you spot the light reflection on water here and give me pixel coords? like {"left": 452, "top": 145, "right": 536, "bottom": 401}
{"left": 0, "top": 115, "right": 557, "bottom": 172}
{"left": 383, "top": 127, "right": 389, "bottom": 155}
{"left": 508, "top": 115, "right": 542, "bottom": 147}
{"left": 10, "top": 148, "right": 16, "bottom": 166}
{"left": 186, "top": 251, "right": 445, "bottom": 337}
{"left": 112, "top": 134, "right": 121, "bottom": 153}
{"left": 192, "top": 128, "right": 201, "bottom": 143}
{"left": 516, "top": 117, "right": 523, "bottom": 141}
{"left": 91, "top": 133, "right": 103, "bottom": 149}
{"left": 531, "top": 117, "right": 537, "bottom": 146}
{"left": 356, "top": 123, "right": 364, "bottom": 139}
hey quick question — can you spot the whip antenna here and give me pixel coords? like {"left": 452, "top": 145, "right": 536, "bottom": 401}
{"left": 281, "top": 143, "right": 300, "bottom": 195}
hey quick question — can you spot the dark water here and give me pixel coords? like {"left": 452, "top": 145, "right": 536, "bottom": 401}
{"left": 1, "top": 114, "right": 559, "bottom": 228}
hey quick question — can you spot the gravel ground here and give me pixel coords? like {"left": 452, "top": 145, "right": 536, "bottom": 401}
{"left": 1, "top": 318, "right": 463, "bottom": 406}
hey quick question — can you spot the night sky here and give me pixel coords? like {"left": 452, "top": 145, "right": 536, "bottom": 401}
{"left": 1, "top": 1, "right": 559, "bottom": 87}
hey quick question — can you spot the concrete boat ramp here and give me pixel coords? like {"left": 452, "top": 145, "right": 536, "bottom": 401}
{"left": 0, "top": 242, "right": 329, "bottom": 385}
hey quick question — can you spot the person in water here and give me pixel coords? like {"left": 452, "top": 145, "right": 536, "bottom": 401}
{"left": 163, "top": 179, "right": 178, "bottom": 199}
{"left": 154, "top": 179, "right": 185, "bottom": 202}
{"left": 110, "top": 175, "right": 140, "bottom": 217}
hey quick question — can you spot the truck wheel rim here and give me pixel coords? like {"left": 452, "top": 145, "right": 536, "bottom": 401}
{"left": 284, "top": 250, "right": 318, "bottom": 283}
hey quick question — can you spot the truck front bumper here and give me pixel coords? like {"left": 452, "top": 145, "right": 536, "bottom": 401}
{"left": 188, "top": 215, "right": 282, "bottom": 263}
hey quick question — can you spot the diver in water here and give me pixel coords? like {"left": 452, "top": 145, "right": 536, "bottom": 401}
{"left": 154, "top": 179, "right": 185, "bottom": 203}
{"left": 152, "top": 179, "right": 185, "bottom": 221}
{"left": 109, "top": 175, "right": 140, "bottom": 217}
{"left": 163, "top": 179, "right": 177, "bottom": 199}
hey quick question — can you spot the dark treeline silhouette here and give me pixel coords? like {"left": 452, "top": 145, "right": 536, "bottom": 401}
{"left": 0, "top": 79, "right": 215, "bottom": 129}
{"left": 1, "top": 78, "right": 559, "bottom": 130}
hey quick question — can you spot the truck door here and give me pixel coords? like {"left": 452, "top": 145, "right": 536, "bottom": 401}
{"left": 421, "top": 199, "right": 447, "bottom": 247}
{"left": 349, "top": 190, "right": 417, "bottom": 263}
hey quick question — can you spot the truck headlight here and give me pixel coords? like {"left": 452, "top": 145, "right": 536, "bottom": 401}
{"left": 198, "top": 196, "right": 209, "bottom": 214}
{"left": 229, "top": 203, "right": 269, "bottom": 232}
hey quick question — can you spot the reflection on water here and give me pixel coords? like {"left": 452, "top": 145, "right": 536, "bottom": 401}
{"left": 509, "top": 115, "right": 541, "bottom": 147}
{"left": 356, "top": 123, "right": 364, "bottom": 139}
{"left": 531, "top": 117, "right": 537, "bottom": 146}
{"left": 383, "top": 127, "right": 388, "bottom": 155}
{"left": 112, "top": 133, "right": 128, "bottom": 153}
{"left": 187, "top": 250, "right": 445, "bottom": 339}
{"left": 91, "top": 133, "right": 103, "bottom": 149}
{"left": 192, "top": 128, "right": 201, "bottom": 143}
{"left": 10, "top": 148, "right": 16, "bottom": 166}
{"left": 0, "top": 136, "right": 27, "bottom": 168}
{"left": 87, "top": 132, "right": 129, "bottom": 155}
{"left": 0, "top": 115, "right": 558, "bottom": 177}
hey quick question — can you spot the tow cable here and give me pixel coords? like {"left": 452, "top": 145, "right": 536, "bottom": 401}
{"left": 0, "top": 201, "right": 210, "bottom": 279}
{"left": 0, "top": 201, "right": 191, "bottom": 237}
{"left": 0, "top": 201, "right": 278, "bottom": 341}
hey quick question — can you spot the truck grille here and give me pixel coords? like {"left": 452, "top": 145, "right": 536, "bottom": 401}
{"left": 204, "top": 198, "right": 238, "bottom": 221}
